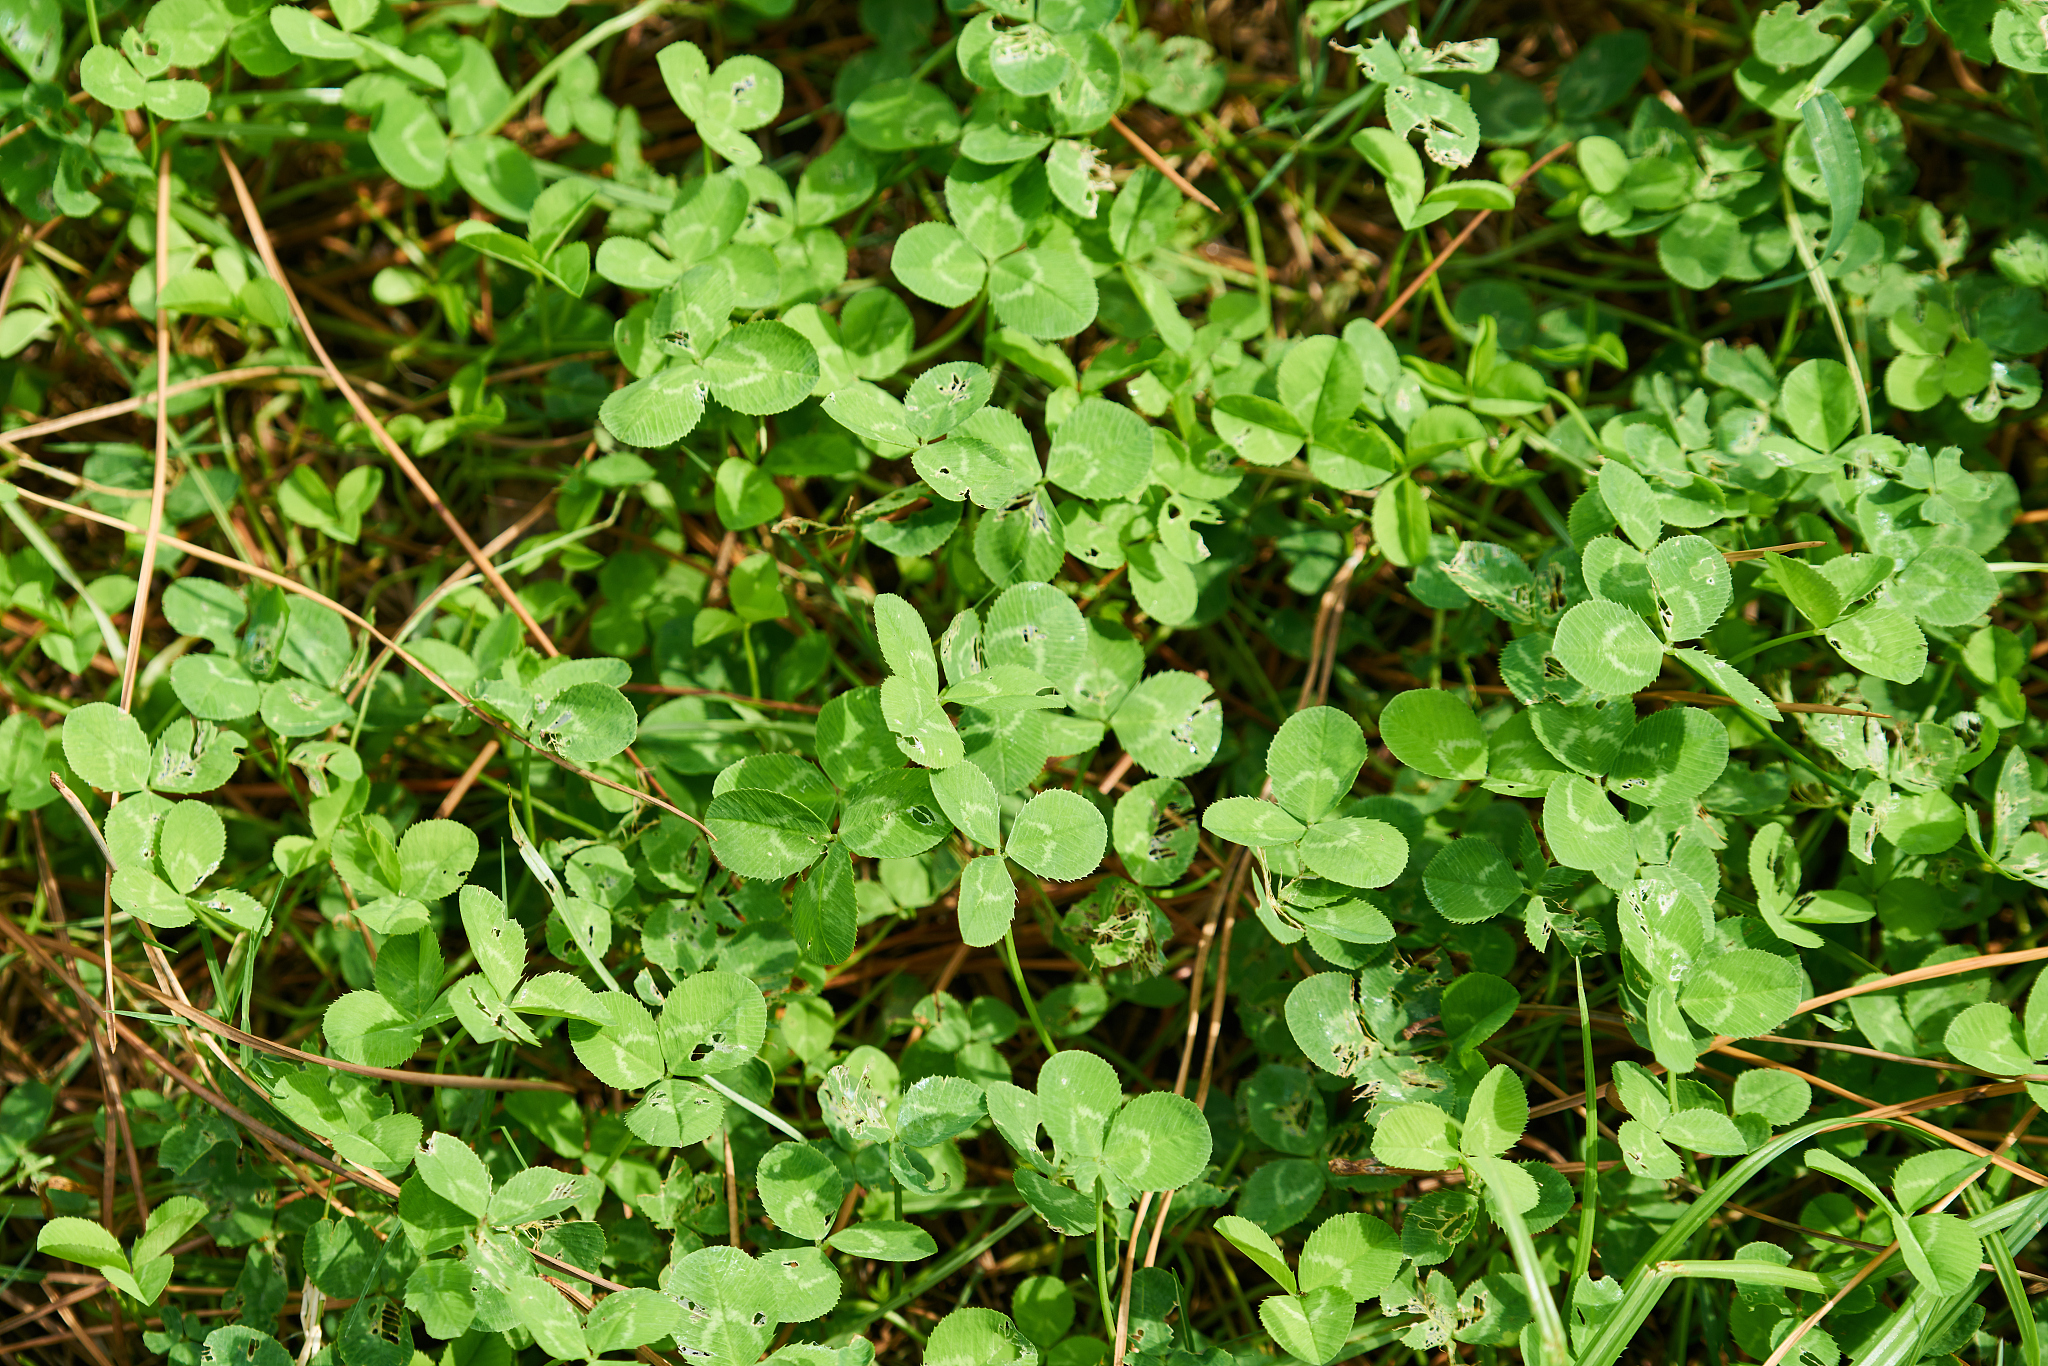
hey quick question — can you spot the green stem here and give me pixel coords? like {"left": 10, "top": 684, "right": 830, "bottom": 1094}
{"left": 1724, "top": 627, "right": 1822, "bottom": 666}
{"left": 1671, "top": 653, "right": 1860, "bottom": 798}
{"left": 903, "top": 294, "right": 987, "bottom": 368}
{"left": 486, "top": 0, "right": 674, "bottom": 138}
{"left": 910, "top": 37, "right": 960, "bottom": 84}
{"left": 1003, "top": 928, "right": 1059, "bottom": 1056}
{"left": 1094, "top": 1208, "right": 1116, "bottom": 1337}
{"left": 1493, "top": 1174, "right": 1568, "bottom": 1366}
{"left": 1802, "top": 0, "right": 1901, "bottom": 103}
{"left": 741, "top": 624, "right": 761, "bottom": 700}
{"left": 1783, "top": 178, "right": 1873, "bottom": 438}
{"left": 701, "top": 1073, "right": 806, "bottom": 1142}
{"left": 0, "top": 486, "right": 127, "bottom": 668}
{"left": 1568, "top": 957, "right": 1600, "bottom": 1291}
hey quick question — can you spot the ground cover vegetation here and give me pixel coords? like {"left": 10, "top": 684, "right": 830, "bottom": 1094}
{"left": 0, "top": 0, "right": 2046, "bottom": 1362}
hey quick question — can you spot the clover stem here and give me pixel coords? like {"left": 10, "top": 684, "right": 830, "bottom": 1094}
{"left": 741, "top": 623, "right": 761, "bottom": 700}
{"left": 520, "top": 755, "right": 536, "bottom": 847}
{"left": 1671, "top": 654, "right": 1860, "bottom": 798}
{"left": 1782, "top": 177, "right": 1873, "bottom": 439}
{"left": 1569, "top": 956, "right": 1600, "bottom": 1292}
{"left": 903, "top": 294, "right": 987, "bottom": 370}
{"left": 701, "top": 1073, "right": 806, "bottom": 1142}
{"left": 484, "top": 0, "right": 671, "bottom": 139}
{"left": 1724, "top": 627, "right": 1822, "bottom": 667}
{"left": 1094, "top": 1208, "right": 1117, "bottom": 1339}
{"left": 1003, "top": 928, "right": 1060, "bottom": 1057}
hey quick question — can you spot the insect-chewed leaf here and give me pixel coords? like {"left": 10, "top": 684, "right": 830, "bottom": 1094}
{"left": 1647, "top": 535, "right": 1732, "bottom": 641}
{"left": 1606, "top": 705, "right": 1729, "bottom": 808}
{"left": 660, "top": 970, "right": 768, "bottom": 1077}
{"left": 661, "top": 1246, "right": 776, "bottom": 1364}
{"left": 878, "top": 676, "right": 964, "bottom": 772}
{"left": 1285, "top": 973, "right": 1369, "bottom": 1079}
{"left": 413, "top": 1131, "right": 492, "bottom": 1219}
{"left": 840, "top": 767, "right": 953, "bottom": 857}
{"left": 1113, "top": 670, "right": 1220, "bottom": 780}
{"left": 982, "top": 582, "right": 1089, "bottom": 692}
{"left": 627, "top": 1079, "right": 725, "bottom": 1148}
{"left": 157, "top": 799, "right": 225, "bottom": 893}
{"left": 1113, "top": 776, "right": 1198, "bottom": 887}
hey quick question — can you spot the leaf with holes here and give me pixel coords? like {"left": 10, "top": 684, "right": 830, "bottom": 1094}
{"left": 660, "top": 970, "right": 767, "bottom": 1077}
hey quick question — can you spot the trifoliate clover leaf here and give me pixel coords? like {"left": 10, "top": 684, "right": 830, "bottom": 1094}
{"left": 64, "top": 701, "right": 151, "bottom": 793}
{"left": 1268, "top": 706, "right": 1370, "bottom": 822}
{"left": 957, "top": 854, "right": 1018, "bottom": 948}
{"left": 1298, "top": 817, "right": 1406, "bottom": 889}
{"left": 704, "top": 789, "right": 830, "bottom": 879}
{"left": 1203, "top": 796, "right": 1307, "bottom": 848}
{"left": 1824, "top": 604, "right": 1927, "bottom": 684}
{"left": 1378, "top": 688, "right": 1488, "bottom": 781}
{"left": 1646, "top": 535, "right": 1733, "bottom": 641}
{"left": 1552, "top": 599, "right": 1665, "bottom": 695}
{"left": 1423, "top": 838, "right": 1523, "bottom": 924}
{"left": 1006, "top": 788, "right": 1106, "bottom": 881}
{"left": 1678, "top": 948, "right": 1803, "bottom": 1038}
{"left": 703, "top": 321, "right": 820, "bottom": 416}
